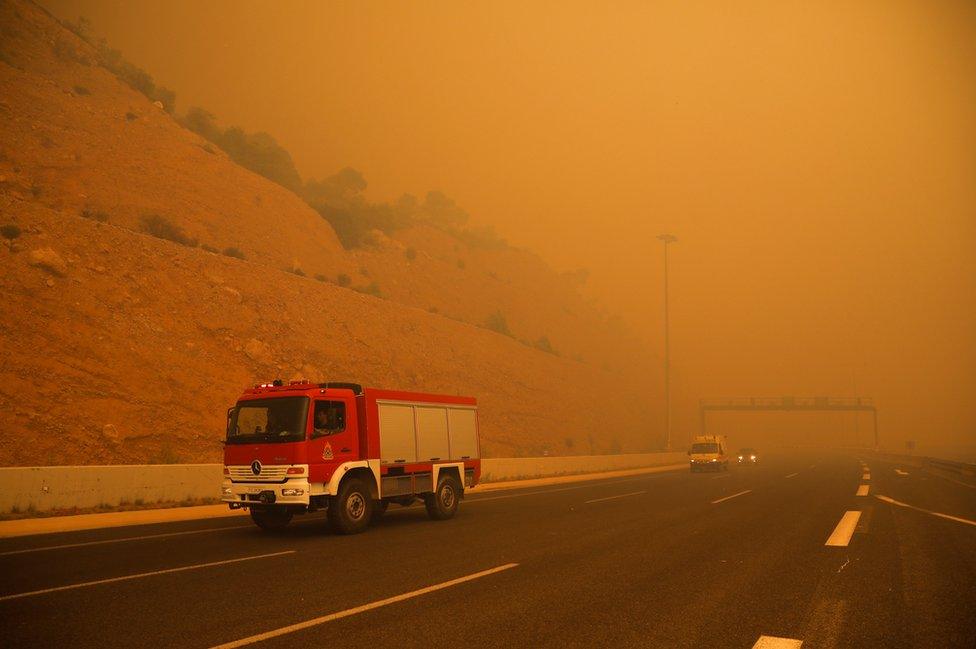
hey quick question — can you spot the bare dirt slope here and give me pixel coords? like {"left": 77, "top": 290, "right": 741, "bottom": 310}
{"left": 0, "top": 0, "right": 349, "bottom": 280}
{"left": 0, "top": 0, "right": 660, "bottom": 465}
{"left": 0, "top": 204, "right": 654, "bottom": 465}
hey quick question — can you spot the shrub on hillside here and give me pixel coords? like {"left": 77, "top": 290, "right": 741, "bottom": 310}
{"left": 354, "top": 282, "right": 382, "bottom": 297}
{"left": 405, "top": 247, "right": 417, "bottom": 261}
{"left": 290, "top": 268, "right": 306, "bottom": 278}
{"left": 73, "top": 85, "right": 90, "bottom": 96}
{"left": 222, "top": 247, "right": 245, "bottom": 260}
{"left": 484, "top": 311, "right": 512, "bottom": 337}
{"left": 456, "top": 258, "right": 466, "bottom": 270}
{"left": 139, "top": 214, "right": 197, "bottom": 247}
{"left": 337, "top": 273, "right": 351, "bottom": 287}
{"left": 180, "top": 107, "right": 302, "bottom": 193}
{"left": 534, "top": 336, "right": 557, "bottom": 355}
{"left": 314, "top": 273, "right": 327, "bottom": 282}
{"left": 200, "top": 244, "right": 218, "bottom": 253}
{"left": 1, "top": 224, "right": 22, "bottom": 240}
{"left": 63, "top": 17, "right": 176, "bottom": 113}
{"left": 81, "top": 209, "right": 109, "bottom": 222}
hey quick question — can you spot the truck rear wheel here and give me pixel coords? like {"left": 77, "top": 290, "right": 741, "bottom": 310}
{"left": 250, "top": 507, "right": 293, "bottom": 531}
{"left": 425, "top": 474, "right": 461, "bottom": 521}
{"left": 328, "top": 478, "right": 373, "bottom": 534}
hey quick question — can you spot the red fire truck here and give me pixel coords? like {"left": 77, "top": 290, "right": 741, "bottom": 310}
{"left": 221, "top": 380, "right": 481, "bottom": 534}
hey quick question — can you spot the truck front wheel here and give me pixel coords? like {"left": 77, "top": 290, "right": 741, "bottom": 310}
{"left": 328, "top": 478, "right": 373, "bottom": 535}
{"left": 425, "top": 474, "right": 461, "bottom": 521}
{"left": 250, "top": 507, "right": 293, "bottom": 531}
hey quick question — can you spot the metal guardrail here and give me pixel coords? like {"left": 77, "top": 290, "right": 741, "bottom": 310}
{"left": 700, "top": 396, "right": 875, "bottom": 409}
{"left": 866, "top": 451, "right": 976, "bottom": 479}
{"left": 924, "top": 456, "right": 976, "bottom": 477}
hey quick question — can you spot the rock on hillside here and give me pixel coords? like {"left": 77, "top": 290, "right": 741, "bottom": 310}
{"left": 0, "top": 200, "right": 657, "bottom": 465}
{"left": 0, "top": 0, "right": 349, "bottom": 280}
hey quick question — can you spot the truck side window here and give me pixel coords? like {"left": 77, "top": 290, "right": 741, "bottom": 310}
{"left": 313, "top": 401, "right": 346, "bottom": 437}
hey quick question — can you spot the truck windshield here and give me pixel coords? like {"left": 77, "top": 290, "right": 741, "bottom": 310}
{"left": 227, "top": 397, "right": 309, "bottom": 444}
{"left": 691, "top": 443, "right": 719, "bottom": 454}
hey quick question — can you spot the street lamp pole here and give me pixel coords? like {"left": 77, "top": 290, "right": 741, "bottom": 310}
{"left": 657, "top": 234, "right": 677, "bottom": 451}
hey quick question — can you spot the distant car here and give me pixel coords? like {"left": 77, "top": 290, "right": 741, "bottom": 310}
{"left": 737, "top": 448, "right": 758, "bottom": 464}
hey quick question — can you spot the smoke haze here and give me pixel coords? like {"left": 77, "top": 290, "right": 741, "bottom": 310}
{"left": 38, "top": 0, "right": 976, "bottom": 456}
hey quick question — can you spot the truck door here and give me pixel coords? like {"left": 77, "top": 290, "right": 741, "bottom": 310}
{"left": 308, "top": 398, "right": 360, "bottom": 485}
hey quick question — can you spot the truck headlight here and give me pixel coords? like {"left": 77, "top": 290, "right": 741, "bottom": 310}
{"left": 281, "top": 488, "right": 305, "bottom": 497}
{"left": 221, "top": 487, "right": 233, "bottom": 495}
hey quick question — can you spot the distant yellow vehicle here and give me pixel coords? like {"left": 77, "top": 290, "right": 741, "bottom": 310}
{"left": 688, "top": 435, "right": 729, "bottom": 472}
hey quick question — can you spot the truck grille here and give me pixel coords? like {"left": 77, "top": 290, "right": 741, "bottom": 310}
{"left": 227, "top": 465, "right": 289, "bottom": 482}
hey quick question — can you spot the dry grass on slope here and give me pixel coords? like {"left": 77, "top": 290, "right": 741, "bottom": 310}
{"left": 0, "top": 198, "right": 659, "bottom": 466}
{"left": 0, "top": 0, "right": 349, "bottom": 282}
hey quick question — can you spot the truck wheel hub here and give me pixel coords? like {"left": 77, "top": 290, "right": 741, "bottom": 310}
{"left": 347, "top": 493, "right": 365, "bottom": 519}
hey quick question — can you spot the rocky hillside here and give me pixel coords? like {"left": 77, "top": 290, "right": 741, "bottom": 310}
{"left": 0, "top": 0, "right": 661, "bottom": 465}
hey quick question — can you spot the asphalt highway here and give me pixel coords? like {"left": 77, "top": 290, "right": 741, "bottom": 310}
{"left": 1, "top": 451, "right": 974, "bottom": 648}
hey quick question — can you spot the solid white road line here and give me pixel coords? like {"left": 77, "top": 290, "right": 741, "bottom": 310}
{"left": 711, "top": 490, "right": 752, "bottom": 505}
{"left": 876, "top": 495, "right": 976, "bottom": 527}
{"left": 895, "top": 469, "right": 909, "bottom": 476}
{"left": 825, "top": 511, "right": 862, "bottom": 547}
{"left": 584, "top": 490, "right": 647, "bottom": 504}
{"left": 467, "top": 472, "right": 679, "bottom": 504}
{"left": 0, "top": 524, "right": 253, "bottom": 557}
{"left": 785, "top": 472, "right": 799, "bottom": 478}
{"left": 752, "top": 635, "right": 803, "bottom": 648}
{"left": 0, "top": 550, "right": 295, "bottom": 602}
{"left": 210, "top": 563, "right": 519, "bottom": 649}
{"left": 856, "top": 485, "right": 870, "bottom": 497}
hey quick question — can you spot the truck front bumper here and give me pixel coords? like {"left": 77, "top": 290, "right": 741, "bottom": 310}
{"left": 221, "top": 478, "right": 312, "bottom": 508}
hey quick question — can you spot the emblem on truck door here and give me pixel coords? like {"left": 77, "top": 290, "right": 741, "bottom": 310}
{"left": 251, "top": 460, "right": 262, "bottom": 476}
{"left": 322, "top": 443, "right": 334, "bottom": 460}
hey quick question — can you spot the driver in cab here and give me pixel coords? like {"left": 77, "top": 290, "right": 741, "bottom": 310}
{"left": 314, "top": 403, "right": 344, "bottom": 436}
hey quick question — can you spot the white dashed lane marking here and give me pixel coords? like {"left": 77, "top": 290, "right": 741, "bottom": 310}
{"left": 856, "top": 485, "right": 870, "bottom": 496}
{"left": 0, "top": 551, "right": 296, "bottom": 602}
{"left": 209, "top": 563, "right": 519, "bottom": 649}
{"left": 584, "top": 490, "right": 646, "bottom": 504}
{"left": 0, "top": 524, "right": 253, "bottom": 556}
{"left": 711, "top": 490, "right": 752, "bottom": 505}
{"left": 825, "top": 511, "right": 862, "bottom": 547}
{"left": 752, "top": 635, "right": 803, "bottom": 648}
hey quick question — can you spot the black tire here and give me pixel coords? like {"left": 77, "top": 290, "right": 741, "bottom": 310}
{"left": 250, "top": 507, "right": 293, "bottom": 531}
{"left": 328, "top": 478, "right": 373, "bottom": 534}
{"left": 371, "top": 499, "right": 389, "bottom": 523}
{"left": 425, "top": 474, "right": 461, "bottom": 521}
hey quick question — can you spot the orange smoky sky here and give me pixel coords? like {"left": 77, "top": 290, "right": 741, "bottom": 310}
{"left": 38, "top": 0, "right": 976, "bottom": 453}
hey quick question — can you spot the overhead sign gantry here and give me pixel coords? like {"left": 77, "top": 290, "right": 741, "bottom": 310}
{"left": 698, "top": 396, "right": 878, "bottom": 448}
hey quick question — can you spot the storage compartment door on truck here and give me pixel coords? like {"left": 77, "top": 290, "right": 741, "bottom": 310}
{"left": 308, "top": 396, "right": 359, "bottom": 485}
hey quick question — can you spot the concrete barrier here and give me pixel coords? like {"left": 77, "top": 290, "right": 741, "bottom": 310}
{"left": 0, "top": 465, "right": 223, "bottom": 514}
{"left": 0, "top": 452, "right": 687, "bottom": 514}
